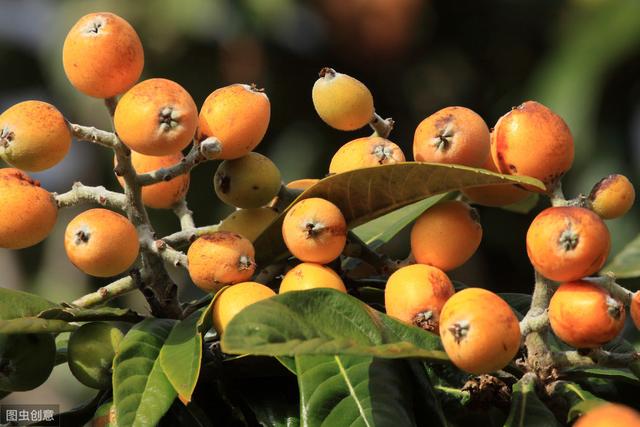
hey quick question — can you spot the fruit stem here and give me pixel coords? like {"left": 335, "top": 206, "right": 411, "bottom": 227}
{"left": 369, "top": 112, "right": 394, "bottom": 139}
{"left": 581, "top": 272, "right": 634, "bottom": 306}
{"left": 161, "top": 223, "right": 221, "bottom": 249}
{"left": 344, "top": 231, "right": 400, "bottom": 275}
{"left": 172, "top": 198, "right": 195, "bottom": 231}
{"left": 137, "top": 140, "right": 211, "bottom": 186}
{"left": 549, "top": 181, "right": 568, "bottom": 207}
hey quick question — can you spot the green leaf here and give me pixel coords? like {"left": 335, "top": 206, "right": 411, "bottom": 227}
{"left": 352, "top": 193, "right": 451, "bottom": 249}
{"left": 551, "top": 381, "right": 605, "bottom": 423}
{"left": 277, "top": 356, "right": 297, "bottom": 375}
{"left": 0, "top": 287, "right": 56, "bottom": 320}
{"left": 603, "top": 233, "right": 640, "bottom": 278}
{"left": 504, "top": 374, "right": 561, "bottom": 427}
{"left": 0, "top": 317, "right": 77, "bottom": 334}
{"left": 296, "top": 355, "right": 416, "bottom": 427}
{"left": 113, "top": 318, "right": 177, "bottom": 427}
{"left": 500, "top": 193, "right": 539, "bottom": 214}
{"left": 254, "top": 162, "right": 545, "bottom": 265}
{"left": 159, "top": 302, "right": 213, "bottom": 403}
{"left": 39, "top": 305, "right": 144, "bottom": 323}
{"left": 564, "top": 367, "right": 640, "bottom": 386}
{"left": 221, "top": 288, "right": 447, "bottom": 361}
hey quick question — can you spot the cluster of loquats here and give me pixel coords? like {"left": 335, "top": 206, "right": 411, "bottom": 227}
{"left": 2, "top": 10, "right": 640, "bottom": 425}
{"left": 300, "top": 65, "right": 640, "bottom": 398}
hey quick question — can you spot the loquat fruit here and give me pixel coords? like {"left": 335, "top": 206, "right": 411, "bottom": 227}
{"left": 0, "top": 333, "right": 56, "bottom": 392}
{"left": 67, "top": 322, "right": 123, "bottom": 389}
{"left": 282, "top": 198, "right": 347, "bottom": 264}
{"left": 212, "top": 281, "right": 276, "bottom": 335}
{"left": 312, "top": 67, "right": 374, "bottom": 131}
{"left": 574, "top": 403, "right": 640, "bottom": 427}
{"left": 187, "top": 231, "right": 256, "bottom": 292}
{"left": 631, "top": 291, "right": 640, "bottom": 330}
{"left": 439, "top": 287, "right": 521, "bottom": 375}
{"left": 116, "top": 151, "right": 190, "bottom": 209}
{"left": 549, "top": 280, "right": 625, "bottom": 349}
{"left": 198, "top": 84, "right": 270, "bottom": 160}
{"left": 384, "top": 264, "right": 455, "bottom": 333}
{"left": 279, "top": 262, "right": 346, "bottom": 293}
{"left": 526, "top": 206, "right": 610, "bottom": 282}
{"left": 64, "top": 208, "right": 139, "bottom": 277}
{"left": 0, "top": 168, "right": 57, "bottom": 249}
{"left": 410, "top": 200, "right": 482, "bottom": 271}
{"left": 214, "top": 152, "right": 281, "bottom": 209}
{"left": 329, "top": 136, "right": 405, "bottom": 174}
{"left": 589, "top": 174, "right": 635, "bottom": 220}
{"left": 114, "top": 78, "right": 198, "bottom": 156}
{"left": 413, "top": 106, "right": 490, "bottom": 168}
{"left": 0, "top": 101, "right": 72, "bottom": 171}
{"left": 461, "top": 134, "right": 530, "bottom": 207}
{"left": 63, "top": 12, "right": 144, "bottom": 98}
{"left": 492, "top": 101, "right": 574, "bottom": 192}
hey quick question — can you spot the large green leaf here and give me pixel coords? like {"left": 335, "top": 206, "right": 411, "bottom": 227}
{"left": 603, "top": 233, "right": 640, "bottom": 278}
{"left": 159, "top": 301, "right": 213, "bottom": 403}
{"left": 550, "top": 381, "right": 605, "bottom": 424}
{"left": 0, "top": 287, "right": 56, "bottom": 320}
{"left": 352, "top": 193, "right": 451, "bottom": 249}
{"left": 564, "top": 367, "right": 640, "bottom": 386}
{"left": 296, "top": 355, "right": 416, "bottom": 427}
{"left": 504, "top": 374, "right": 561, "bottom": 427}
{"left": 0, "top": 317, "right": 77, "bottom": 334}
{"left": 254, "top": 162, "right": 545, "bottom": 265}
{"left": 221, "top": 289, "right": 447, "bottom": 361}
{"left": 39, "top": 305, "right": 144, "bottom": 323}
{"left": 113, "top": 318, "right": 177, "bottom": 427}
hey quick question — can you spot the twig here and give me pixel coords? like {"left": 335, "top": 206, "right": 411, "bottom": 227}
{"left": 173, "top": 198, "right": 196, "bottom": 230}
{"left": 520, "top": 310, "right": 549, "bottom": 337}
{"left": 344, "top": 231, "right": 399, "bottom": 275}
{"left": 162, "top": 224, "right": 221, "bottom": 248}
{"left": 101, "top": 97, "right": 182, "bottom": 319}
{"left": 152, "top": 239, "right": 189, "bottom": 268}
{"left": 72, "top": 271, "right": 141, "bottom": 308}
{"left": 581, "top": 272, "right": 634, "bottom": 306}
{"left": 136, "top": 141, "right": 211, "bottom": 186}
{"left": 523, "top": 271, "right": 556, "bottom": 375}
{"left": 369, "top": 112, "right": 394, "bottom": 139}
{"left": 55, "top": 182, "right": 127, "bottom": 210}
{"left": 553, "top": 348, "right": 640, "bottom": 369}
{"left": 68, "top": 122, "right": 121, "bottom": 151}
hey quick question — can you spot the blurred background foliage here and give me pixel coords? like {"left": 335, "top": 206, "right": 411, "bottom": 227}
{"left": 1, "top": 0, "right": 640, "bottom": 412}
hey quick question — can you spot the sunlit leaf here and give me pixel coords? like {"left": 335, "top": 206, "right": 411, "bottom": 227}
{"left": 254, "top": 163, "right": 545, "bottom": 265}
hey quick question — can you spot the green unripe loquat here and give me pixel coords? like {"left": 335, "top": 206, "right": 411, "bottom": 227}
{"left": 214, "top": 152, "right": 282, "bottom": 209}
